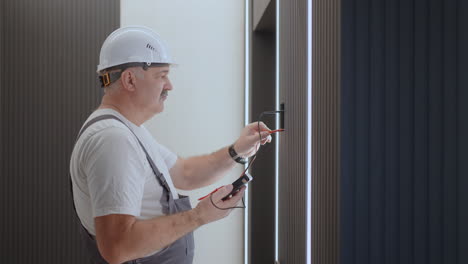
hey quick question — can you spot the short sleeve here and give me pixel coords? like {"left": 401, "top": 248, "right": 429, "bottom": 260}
{"left": 155, "top": 142, "right": 178, "bottom": 169}
{"left": 82, "top": 127, "right": 146, "bottom": 218}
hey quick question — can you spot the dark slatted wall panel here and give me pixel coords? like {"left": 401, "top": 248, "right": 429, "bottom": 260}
{"left": 459, "top": 0, "right": 468, "bottom": 262}
{"left": 341, "top": 0, "right": 468, "bottom": 263}
{"left": 0, "top": 1, "right": 119, "bottom": 262}
{"left": 312, "top": 0, "right": 341, "bottom": 263}
{"left": 278, "top": 0, "right": 308, "bottom": 263}
{"left": 250, "top": 31, "right": 277, "bottom": 264}
{"left": 0, "top": 0, "right": 3, "bottom": 179}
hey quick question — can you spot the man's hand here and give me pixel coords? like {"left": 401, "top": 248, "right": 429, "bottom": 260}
{"left": 94, "top": 186, "right": 245, "bottom": 263}
{"left": 194, "top": 185, "right": 246, "bottom": 225}
{"left": 233, "top": 122, "right": 272, "bottom": 158}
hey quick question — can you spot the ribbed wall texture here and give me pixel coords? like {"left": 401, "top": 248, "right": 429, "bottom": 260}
{"left": 312, "top": 0, "right": 341, "bottom": 263}
{"left": 0, "top": 1, "right": 119, "bottom": 262}
{"left": 278, "top": 0, "right": 309, "bottom": 263}
{"left": 0, "top": 1, "right": 3, "bottom": 175}
{"left": 341, "top": 0, "right": 468, "bottom": 263}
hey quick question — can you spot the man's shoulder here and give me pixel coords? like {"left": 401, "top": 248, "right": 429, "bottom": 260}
{"left": 76, "top": 123, "right": 144, "bottom": 167}
{"left": 75, "top": 117, "right": 139, "bottom": 157}
{"left": 79, "top": 109, "right": 132, "bottom": 137}
{"left": 81, "top": 119, "right": 131, "bottom": 141}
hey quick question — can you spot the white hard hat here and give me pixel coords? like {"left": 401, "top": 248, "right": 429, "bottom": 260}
{"left": 97, "top": 25, "right": 174, "bottom": 73}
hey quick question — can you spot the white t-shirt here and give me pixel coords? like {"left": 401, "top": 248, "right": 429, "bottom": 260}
{"left": 70, "top": 109, "right": 180, "bottom": 236}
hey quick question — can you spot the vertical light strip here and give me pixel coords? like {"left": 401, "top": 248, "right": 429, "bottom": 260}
{"left": 275, "top": 0, "right": 280, "bottom": 261}
{"left": 244, "top": 0, "right": 250, "bottom": 264}
{"left": 306, "top": 0, "right": 313, "bottom": 263}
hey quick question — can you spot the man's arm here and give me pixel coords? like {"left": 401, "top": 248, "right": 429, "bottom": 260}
{"left": 170, "top": 146, "right": 235, "bottom": 190}
{"left": 95, "top": 185, "right": 244, "bottom": 264}
{"left": 170, "top": 122, "right": 272, "bottom": 190}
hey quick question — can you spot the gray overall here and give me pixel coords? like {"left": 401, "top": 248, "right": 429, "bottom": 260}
{"left": 71, "top": 115, "right": 195, "bottom": 264}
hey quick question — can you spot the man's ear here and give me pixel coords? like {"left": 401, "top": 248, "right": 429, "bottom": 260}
{"left": 120, "top": 69, "right": 137, "bottom": 92}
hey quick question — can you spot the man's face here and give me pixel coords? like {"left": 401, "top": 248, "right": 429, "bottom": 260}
{"left": 134, "top": 65, "right": 173, "bottom": 115}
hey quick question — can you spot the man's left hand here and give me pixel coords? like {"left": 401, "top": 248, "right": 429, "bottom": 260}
{"left": 233, "top": 122, "right": 272, "bottom": 158}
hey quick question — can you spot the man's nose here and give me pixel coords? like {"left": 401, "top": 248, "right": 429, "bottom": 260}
{"left": 165, "top": 78, "right": 173, "bottom": 90}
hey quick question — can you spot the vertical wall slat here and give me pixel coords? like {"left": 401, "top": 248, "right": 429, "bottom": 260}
{"left": 278, "top": 0, "right": 308, "bottom": 262}
{"left": 369, "top": 0, "right": 386, "bottom": 262}
{"left": 341, "top": 0, "right": 356, "bottom": 262}
{"left": 355, "top": 0, "right": 371, "bottom": 262}
{"left": 427, "top": 1, "right": 444, "bottom": 263}
{"left": 458, "top": 0, "right": 468, "bottom": 263}
{"left": 399, "top": 0, "right": 415, "bottom": 263}
{"left": 384, "top": 0, "right": 401, "bottom": 262}
{"left": 0, "top": 1, "right": 4, "bottom": 259}
{"left": 312, "top": 0, "right": 341, "bottom": 263}
{"left": 442, "top": 1, "right": 458, "bottom": 263}
{"left": 413, "top": 0, "right": 430, "bottom": 262}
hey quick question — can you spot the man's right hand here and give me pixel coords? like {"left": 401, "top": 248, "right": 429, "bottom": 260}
{"left": 95, "top": 184, "right": 245, "bottom": 263}
{"left": 194, "top": 184, "right": 246, "bottom": 225}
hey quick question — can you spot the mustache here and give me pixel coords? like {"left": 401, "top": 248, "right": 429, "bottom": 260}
{"left": 161, "top": 90, "right": 168, "bottom": 97}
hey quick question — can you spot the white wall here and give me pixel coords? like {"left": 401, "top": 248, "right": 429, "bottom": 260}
{"left": 121, "top": 1, "right": 245, "bottom": 263}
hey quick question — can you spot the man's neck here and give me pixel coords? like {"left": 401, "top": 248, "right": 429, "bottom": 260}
{"left": 98, "top": 97, "right": 146, "bottom": 126}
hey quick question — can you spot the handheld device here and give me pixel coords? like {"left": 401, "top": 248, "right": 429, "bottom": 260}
{"left": 221, "top": 173, "right": 253, "bottom": 201}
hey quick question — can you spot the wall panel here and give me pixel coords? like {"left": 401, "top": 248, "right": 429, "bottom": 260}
{"left": 250, "top": 31, "right": 276, "bottom": 264}
{"left": 458, "top": 0, "right": 468, "bottom": 262}
{"left": 341, "top": 0, "right": 468, "bottom": 263}
{"left": 0, "top": 1, "right": 119, "bottom": 262}
{"left": 312, "top": 0, "right": 341, "bottom": 263}
{"left": 278, "top": 0, "right": 309, "bottom": 263}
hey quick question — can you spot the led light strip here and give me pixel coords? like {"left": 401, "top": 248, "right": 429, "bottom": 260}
{"left": 275, "top": 0, "right": 280, "bottom": 261}
{"left": 306, "top": 0, "right": 313, "bottom": 262}
{"left": 244, "top": 0, "right": 250, "bottom": 263}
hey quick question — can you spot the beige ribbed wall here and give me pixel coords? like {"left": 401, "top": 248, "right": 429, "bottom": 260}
{"left": 278, "top": 0, "right": 309, "bottom": 263}
{"left": 312, "top": 0, "right": 341, "bottom": 263}
{"left": 0, "top": 1, "right": 119, "bottom": 262}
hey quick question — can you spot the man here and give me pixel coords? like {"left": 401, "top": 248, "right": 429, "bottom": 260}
{"left": 70, "top": 26, "right": 272, "bottom": 264}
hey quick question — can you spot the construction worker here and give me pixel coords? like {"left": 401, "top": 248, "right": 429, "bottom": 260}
{"left": 69, "top": 26, "right": 272, "bottom": 264}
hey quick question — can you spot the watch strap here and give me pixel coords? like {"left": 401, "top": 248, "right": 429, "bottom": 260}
{"left": 228, "top": 144, "right": 248, "bottom": 164}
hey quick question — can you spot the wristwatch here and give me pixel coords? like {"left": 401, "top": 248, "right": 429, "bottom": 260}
{"left": 228, "top": 144, "right": 248, "bottom": 164}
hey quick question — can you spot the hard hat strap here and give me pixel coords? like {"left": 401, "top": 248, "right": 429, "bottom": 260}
{"left": 99, "top": 62, "right": 169, "bottom": 87}
{"left": 105, "top": 62, "right": 169, "bottom": 73}
{"left": 99, "top": 72, "right": 121, "bottom": 87}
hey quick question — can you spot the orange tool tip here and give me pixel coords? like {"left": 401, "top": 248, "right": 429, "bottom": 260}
{"left": 198, "top": 186, "right": 223, "bottom": 201}
{"left": 268, "top": 129, "right": 285, "bottom": 134}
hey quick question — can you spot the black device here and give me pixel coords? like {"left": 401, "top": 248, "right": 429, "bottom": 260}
{"left": 222, "top": 173, "right": 253, "bottom": 201}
